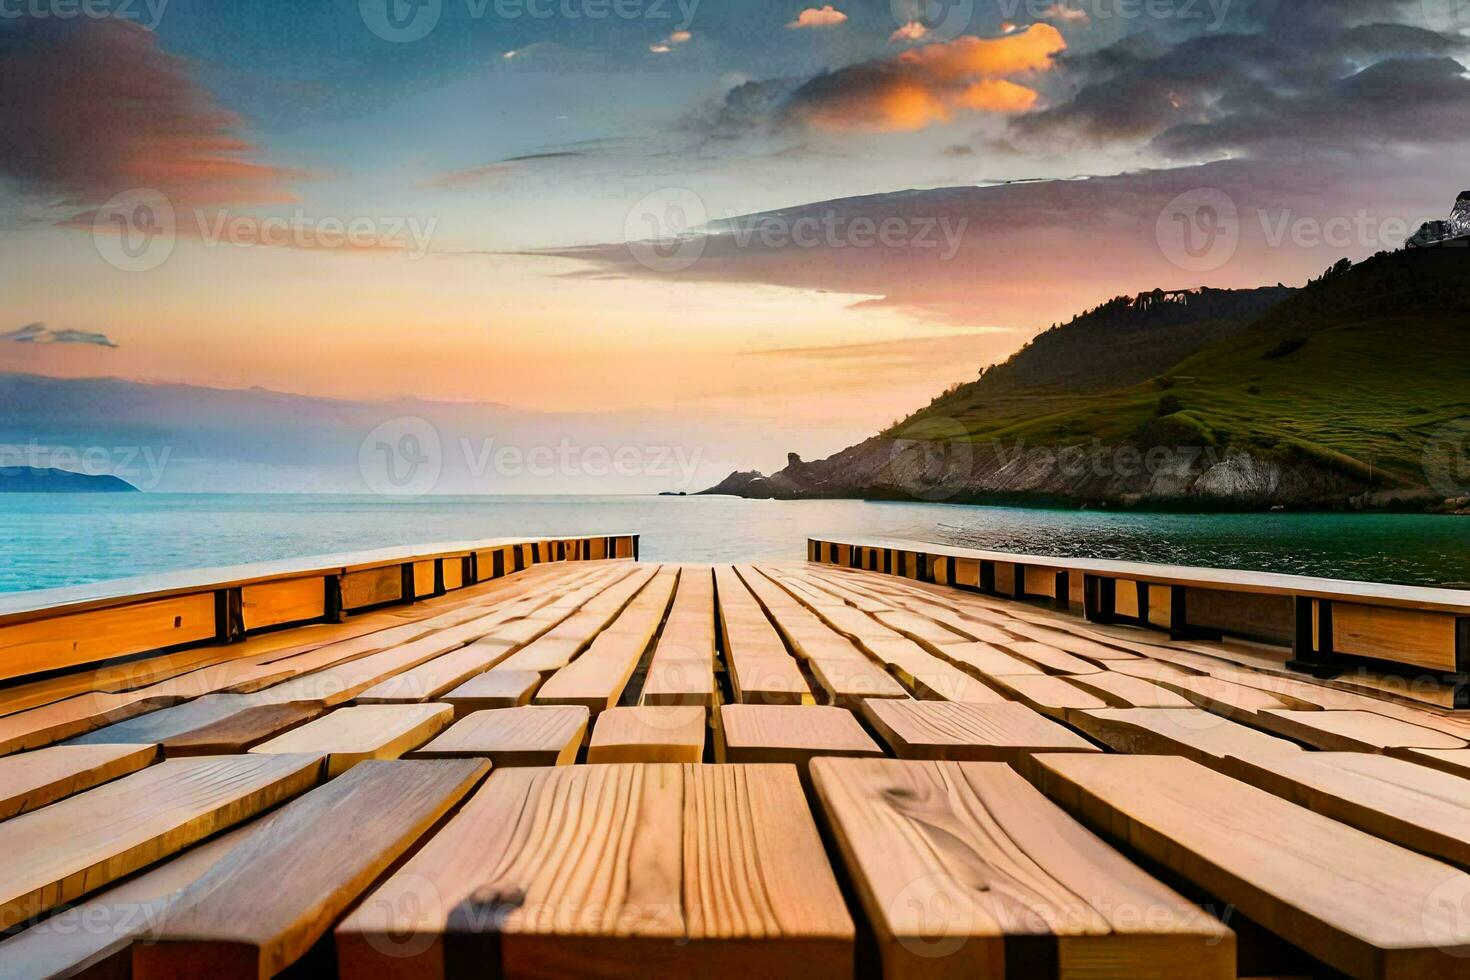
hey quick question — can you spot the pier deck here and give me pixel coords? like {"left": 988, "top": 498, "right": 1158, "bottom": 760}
{"left": 2, "top": 535, "right": 1470, "bottom": 977}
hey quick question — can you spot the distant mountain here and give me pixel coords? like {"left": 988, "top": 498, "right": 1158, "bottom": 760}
{"left": 1408, "top": 191, "right": 1470, "bottom": 248}
{"left": 0, "top": 467, "right": 138, "bottom": 493}
{"left": 704, "top": 215, "right": 1470, "bottom": 512}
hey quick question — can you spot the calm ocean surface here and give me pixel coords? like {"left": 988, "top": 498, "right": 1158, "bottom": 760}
{"left": 2, "top": 493, "right": 1468, "bottom": 595}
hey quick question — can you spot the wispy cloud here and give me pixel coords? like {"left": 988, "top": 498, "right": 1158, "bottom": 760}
{"left": 0, "top": 323, "right": 118, "bottom": 348}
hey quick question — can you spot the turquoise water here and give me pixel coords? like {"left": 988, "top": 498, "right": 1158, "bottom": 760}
{"left": 1, "top": 493, "right": 1468, "bottom": 594}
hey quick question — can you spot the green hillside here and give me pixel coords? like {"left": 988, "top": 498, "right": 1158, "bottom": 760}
{"left": 895, "top": 248, "right": 1470, "bottom": 490}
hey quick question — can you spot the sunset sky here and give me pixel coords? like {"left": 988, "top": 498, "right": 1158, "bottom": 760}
{"left": 2, "top": 0, "right": 1469, "bottom": 488}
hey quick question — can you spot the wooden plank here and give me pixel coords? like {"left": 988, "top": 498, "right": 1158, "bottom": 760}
{"left": 1220, "top": 751, "right": 1470, "bottom": 868}
{"left": 1030, "top": 753, "right": 1470, "bottom": 978}
{"left": 586, "top": 706, "right": 706, "bottom": 763}
{"left": 241, "top": 577, "right": 326, "bottom": 632}
{"left": 860, "top": 699, "right": 1098, "bottom": 763}
{"left": 641, "top": 567, "right": 717, "bottom": 707}
{"left": 812, "top": 758, "right": 1234, "bottom": 979}
{"left": 251, "top": 704, "right": 452, "bottom": 776}
{"left": 442, "top": 671, "right": 542, "bottom": 717}
{"left": 1332, "top": 602, "right": 1459, "bottom": 672}
{"left": 409, "top": 705, "right": 588, "bottom": 767}
{"left": 1254, "top": 709, "right": 1468, "bottom": 752}
{"left": 1393, "top": 747, "right": 1470, "bottom": 779}
{"left": 335, "top": 764, "right": 854, "bottom": 979}
{"left": 714, "top": 566, "right": 810, "bottom": 706}
{"left": 1063, "top": 671, "right": 1195, "bottom": 709}
{"left": 0, "top": 692, "right": 179, "bottom": 757}
{"left": 1005, "top": 622, "right": 1141, "bottom": 662}
{"left": 536, "top": 567, "right": 678, "bottom": 714}
{"left": 1000, "top": 641, "right": 1102, "bottom": 676}
{"left": 981, "top": 674, "right": 1107, "bottom": 720}
{"left": 491, "top": 566, "right": 655, "bottom": 676}
{"left": 159, "top": 702, "right": 325, "bottom": 756}
{"left": 1152, "top": 674, "right": 1313, "bottom": 721}
{"left": 132, "top": 760, "right": 488, "bottom": 979}
{"left": 1068, "top": 708, "right": 1303, "bottom": 768}
{"left": 340, "top": 566, "right": 403, "bottom": 611}
{"left": 0, "top": 743, "right": 158, "bottom": 820}
{"left": 807, "top": 658, "right": 909, "bottom": 709}
{"left": 938, "top": 641, "right": 1045, "bottom": 677}
{"left": 0, "top": 593, "right": 217, "bottom": 683}
{"left": 67, "top": 693, "right": 295, "bottom": 747}
{"left": 716, "top": 705, "right": 881, "bottom": 776}
{"left": 0, "top": 753, "right": 322, "bottom": 929}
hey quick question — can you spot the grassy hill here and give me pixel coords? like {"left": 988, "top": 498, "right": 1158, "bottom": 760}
{"left": 892, "top": 247, "right": 1470, "bottom": 493}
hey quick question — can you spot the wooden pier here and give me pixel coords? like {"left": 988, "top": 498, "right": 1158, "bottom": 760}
{"left": 2, "top": 533, "right": 1470, "bottom": 977}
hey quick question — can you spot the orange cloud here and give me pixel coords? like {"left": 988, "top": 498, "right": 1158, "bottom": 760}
{"left": 788, "top": 6, "right": 848, "bottom": 29}
{"left": 785, "top": 23, "right": 1065, "bottom": 133}
{"left": 0, "top": 20, "right": 299, "bottom": 209}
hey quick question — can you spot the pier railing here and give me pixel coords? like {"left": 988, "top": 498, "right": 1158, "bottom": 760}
{"left": 808, "top": 536, "right": 1470, "bottom": 707}
{"left": 0, "top": 534, "right": 639, "bottom": 684}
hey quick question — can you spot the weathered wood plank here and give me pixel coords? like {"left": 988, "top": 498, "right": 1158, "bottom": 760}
{"left": 981, "top": 674, "right": 1108, "bottom": 720}
{"left": 251, "top": 704, "right": 452, "bottom": 776}
{"left": 159, "top": 702, "right": 326, "bottom": 756}
{"left": 860, "top": 699, "right": 1098, "bottom": 763}
{"left": 0, "top": 754, "right": 323, "bottom": 929}
{"left": 1030, "top": 753, "right": 1470, "bottom": 978}
{"left": 714, "top": 566, "right": 810, "bottom": 706}
{"left": 1067, "top": 708, "right": 1303, "bottom": 768}
{"left": 442, "top": 670, "right": 542, "bottom": 716}
{"left": 336, "top": 764, "right": 854, "bottom": 979}
{"left": 586, "top": 706, "right": 706, "bottom": 763}
{"left": 641, "top": 567, "right": 717, "bottom": 707}
{"left": 0, "top": 743, "right": 157, "bottom": 820}
{"left": 1219, "top": 751, "right": 1470, "bottom": 868}
{"left": 408, "top": 705, "right": 589, "bottom": 767}
{"left": 716, "top": 704, "right": 882, "bottom": 776}
{"left": 132, "top": 760, "right": 488, "bottom": 979}
{"left": 812, "top": 757, "right": 1234, "bottom": 979}
{"left": 1252, "top": 709, "right": 1469, "bottom": 752}
{"left": 1063, "top": 671, "right": 1194, "bottom": 709}
{"left": 536, "top": 567, "right": 678, "bottom": 714}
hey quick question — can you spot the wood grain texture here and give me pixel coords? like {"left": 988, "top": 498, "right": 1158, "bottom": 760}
{"left": 132, "top": 759, "right": 489, "bottom": 979}
{"left": 159, "top": 701, "right": 325, "bottom": 756}
{"left": 0, "top": 742, "right": 158, "bottom": 820}
{"left": 1253, "top": 709, "right": 1468, "bottom": 752}
{"left": 1219, "top": 751, "right": 1470, "bottom": 868}
{"left": 860, "top": 699, "right": 1099, "bottom": 763}
{"left": 336, "top": 764, "right": 854, "bottom": 979}
{"left": 0, "top": 753, "right": 323, "bottom": 929}
{"left": 641, "top": 567, "right": 717, "bottom": 707}
{"left": 536, "top": 567, "right": 678, "bottom": 713}
{"left": 0, "top": 593, "right": 217, "bottom": 683}
{"left": 1151, "top": 675, "right": 1312, "bottom": 721}
{"left": 1063, "top": 672, "right": 1194, "bottom": 709}
{"left": 1000, "top": 642, "right": 1103, "bottom": 676}
{"left": 442, "top": 670, "right": 542, "bottom": 716}
{"left": 1067, "top": 708, "right": 1303, "bottom": 768}
{"left": 1004, "top": 623, "right": 1142, "bottom": 662}
{"left": 715, "top": 566, "right": 810, "bottom": 706}
{"left": 1031, "top": 753, "right": 1470, "bottom": 978}
{"left": 0, "top": 824, "right": 255, "bottom": 979}
{"left": 492, "top": 566, "right": 655, "bottom": 676}
{"left": 812, "top": 757, "right": 1234, "bottom": 980}
{"left": 937, "top": 641, "right": 1045, "bottom": 677}
{"left": 716, "top": 704, "right": 882, "bottom": 772}
{"left": 251, "top": 703, "right": 452, "bottom": 776}
{"left": 1393, "top": 747, "right": 1470, "bottom": 779}
{"left": 586, "top": 706, "right": 706, "bottom": 763}
{"left": 981, "top": 674, "right": 1107, "bottom": 720}
{"left": 409, "top": 705, "right": 589, "bottom": 767}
